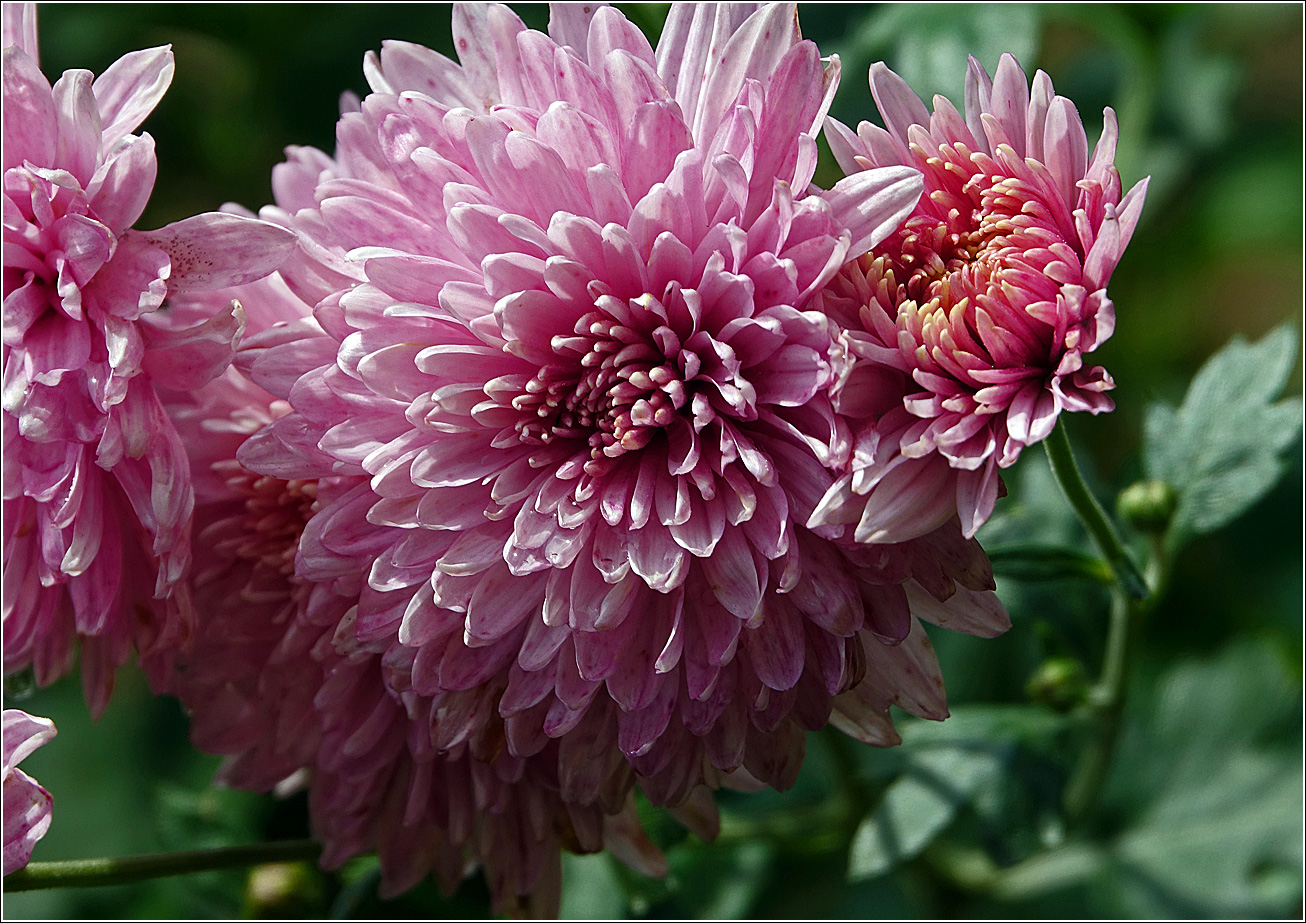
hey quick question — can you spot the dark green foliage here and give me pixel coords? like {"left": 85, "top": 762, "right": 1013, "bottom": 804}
{"left": 7, "top": 4, "right": 1300, "bottom": 919}
{"left": 1144, "top": 325, "right": 1303, "bottom": 550}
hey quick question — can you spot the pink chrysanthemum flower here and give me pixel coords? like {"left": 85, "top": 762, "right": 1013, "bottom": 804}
{"left": 237, "top": 2, "right": 1008, "bottom": 809}
{"left": 810, "top": 54, "right": 1149, "bottom": 541}
{"left": 171, "top": 402, "right": 672, "bottom": 912}
{"left": 1, "top": 4, "right": 294, "bottom": 710}
{"left": 2, "top": 708, "right": 56, "bottom": 875}
{"left": 165, "top": 239, "right": 674, "bottom": 912}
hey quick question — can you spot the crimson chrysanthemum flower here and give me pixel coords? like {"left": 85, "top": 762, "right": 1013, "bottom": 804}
{"left": 235, "top": 1, "right": 1008, "bottom": 814}
{"left": 1, "top": 4, "right": 294, "bottom": 710}
{"left": 2, "top": 708, "right": 55, "bottom": 875}
{"left": 809, "top": 54, "right": 1149, "bottom": 542}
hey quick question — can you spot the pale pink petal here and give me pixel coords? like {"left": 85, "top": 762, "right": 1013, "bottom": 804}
{"left": 87, "top": 132, "right": 157, "bottom": 234}
{"left": 656, "top": 2, "right": 763, "bottom": 131}
{"left": 141, "top": 298, "right": 244, "bottom": 389}
{"left": 2, "top": 3, "right": 38, "bottom": 63}
{"left": 868, "top": 61, "right": 931, "bottom": 148}
{"left": 3, "top": 22, "right": 301, "bottom": 715}
{"left": 547, "top": 2, "right": 603, "bottom": 56}
{"left": 91, "top": 45, "right": 173, "bottom": 150}
{"left": 2, "top": 709, "right": 56, "bottom": 875}
{"left": 51, "top": 68, "right": 100, "bottom": 186}
{"left": 823, "top": 165, "right": 923, "bottom": 257}
{"left": 142, "top": 213, "right": 296, "bottom": 292}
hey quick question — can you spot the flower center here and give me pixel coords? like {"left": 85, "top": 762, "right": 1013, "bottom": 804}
{"left": 214, "top": 459, "right": 318, "bottom": 577}
{"left": 510, "top": 306, "right": 699, "bottom": 476}
{"left": 863, "top": 145, "right": 1074, "bottom": 370}
{"left": 881, "top": 214, "right": 994, "bottom": 307}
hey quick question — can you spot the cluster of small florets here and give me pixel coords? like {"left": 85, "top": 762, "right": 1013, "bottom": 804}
{"left": 1, "top": 2, "right": 1145, "bottom": 911}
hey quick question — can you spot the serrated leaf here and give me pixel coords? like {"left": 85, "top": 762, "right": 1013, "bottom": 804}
{"left": 1001, "top": 641, "right": 1304, "bottom": 917}
{"left": 1143, "top": 324, "right": 1303, "bottom": 547}
{"left": 1111, "top": 754, "right": 1302, "bottom": 918}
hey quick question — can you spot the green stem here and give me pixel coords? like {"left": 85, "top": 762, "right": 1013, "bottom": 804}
{"left": 1062, "top": 587, "right": 1133, "bottom": 824}
{"left": 1063, "top": 533, "right": 1166, "bottom": 826}
{"left": 1043, "top": 424, "right": 1149, "bottom": 599}
{"left": 4, "top": 840, "right": 322, "bottom": 893}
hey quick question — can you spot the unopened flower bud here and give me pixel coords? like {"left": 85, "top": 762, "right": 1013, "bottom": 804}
{"left": 1026, "top": 658, "right": 1090, "bottom": 713}
{"left": 244, "top": 862, "right": 322, "bottom": 918}
{"left": 1117, "top": 480, "right": 1179, "bottom": 534}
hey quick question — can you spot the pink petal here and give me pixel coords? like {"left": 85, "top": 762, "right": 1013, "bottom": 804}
{"left": 823, "top": 165, "right": 923, "bottom": 258}
{"left": 962, "top": 55, "right": 993, "bottom": 152}
{"left": 51, "top": 68, "right": 99, "bottom": 186}
{"left": 141, "top": 212, "right": 296, "bottom": 292}
{"left": 586, "top": 6, "right": 656, "bottom": 68}
{"left": 868, "top": 61, "right": 931, "bottom": 149}
{"left": 656, "top": 3, "right": 762, "bottom": 134}
{"left": 140, "top": 298, "right": 243, "bottom": 389}
{"left": 92, "top": 45, "right": 174, "bottom": 150}
{"left": 2, "top": 710, "right": 56, "bottom": 771}
{"left": 985, "top": 53, "right": 1029, "bottom": 156}
{"left": 2, "top": 3, "right": 38, "bottom": 63}
{"left": 547, "top": 3, "right": 600, "bottom": 56}
{"left": 88, "top": 132, "right": 157, "bottom": 235}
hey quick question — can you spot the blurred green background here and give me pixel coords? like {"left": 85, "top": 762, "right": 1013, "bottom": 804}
{"left": 8, "top": 3, "right": 1302, "bottom": 919}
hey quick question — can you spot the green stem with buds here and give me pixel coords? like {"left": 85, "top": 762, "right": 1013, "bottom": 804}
{"left": 4, "top": 840, "right": 322, "bottom": 893}
{"left": 1043, "top": 423, "right": 1169, "bottom": 826}
{"left": 1043, "top": 424, "right": 1149, "bottom": 600}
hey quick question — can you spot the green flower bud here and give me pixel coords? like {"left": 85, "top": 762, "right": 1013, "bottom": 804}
{"left": 1026, "top": 657, "right": 1090, "bottom": 712}
{"left": 1116, "top": 479, "right": 1179, "bottom": 535}
{"left": 244, "top": 862, "right": 322, "bottom": 918}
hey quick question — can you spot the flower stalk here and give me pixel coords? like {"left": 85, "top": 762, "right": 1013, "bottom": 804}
{"left": 1046, "top": 424, "right": 1170, "bottom": 825}
{"left": 1061, "top": 586, "right": 1134, "bottom": 824}
{"left": 1043, "top": 424, "right": 1149, "bottom": 600}
{"left": 4, "top": 840, "right": 322, "bottom": 893}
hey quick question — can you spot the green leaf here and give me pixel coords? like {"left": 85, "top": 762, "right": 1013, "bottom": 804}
{"left": 991, "top": 640, "right": 1303, "bottom": 917}
{"left": 559, "top": 853, "right": 628, "bottom": 921}
{"left": 825, "top": 4, "right": 1040, "bottom": 128}
{"left": 664, "top": 840, "right": 773, "bottom": 919}
{"left": 848, "top": 708, "right": 1067, "bottom": 880}
{"left": 849, "top": 745, "right": 1008, "bottom": 880}
{"left": 1144, "top": 324, "right": 1303, "bottom": 548}
{"left": 1112, "top": 753, "right": 1302, "bottom": 918}
{"left": 986, "top": 544, "right": 1114, "bottom": 585}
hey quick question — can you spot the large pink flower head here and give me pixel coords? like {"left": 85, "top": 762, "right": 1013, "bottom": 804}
{"left": 238, "top": 1, "right": 1008, "bottom": 810}
{"left": 1, "top": 4, "right": 294, "bottom": 710}
{"left": 810, "top": 54, "right": 1149, "bottom": 541}
{"left": 164, "top": 239, "right": 674, "bottom": 912}
{"left": 2, "top": 708, "right": 56, "bottom": 875}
